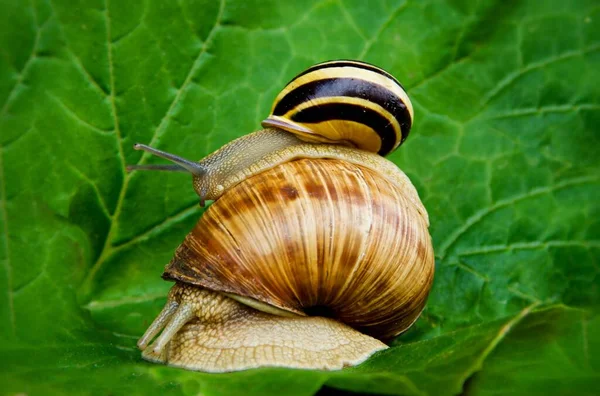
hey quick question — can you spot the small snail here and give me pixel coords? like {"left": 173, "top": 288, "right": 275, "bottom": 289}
{"left": 129, "top": 60, "right": 434, "bottom": 372}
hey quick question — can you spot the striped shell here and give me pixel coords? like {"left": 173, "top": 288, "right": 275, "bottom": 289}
{"left": 163, "top": 158, "right": 434, "bottom": 340}
{"left": 262, "top": 60, "right": 414, "bottom": 156}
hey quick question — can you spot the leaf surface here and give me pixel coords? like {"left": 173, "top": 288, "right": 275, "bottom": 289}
{"left": 0, "top": 0, "right": 599, "bottom": 395}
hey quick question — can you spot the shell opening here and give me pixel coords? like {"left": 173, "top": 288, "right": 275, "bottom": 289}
{"left": 303, "top": 305, "right": 336, "bottom": 319}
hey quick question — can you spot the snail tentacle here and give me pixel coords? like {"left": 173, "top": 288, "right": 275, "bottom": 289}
{"left": 137, "top": 300, "right": 179, "bottom": 350}
{"left": 133, "top": 143, "right": 207, "bottom": 175}
{"left": 126, "top": 164, "right": 187, "bottom": 172}
{"left": 151, "top": 302, "right": 195, "bottom": 354}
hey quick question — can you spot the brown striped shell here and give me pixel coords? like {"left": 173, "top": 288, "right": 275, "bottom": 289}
{"left": 163, "top": 158, "right": 434, "bottom": 340}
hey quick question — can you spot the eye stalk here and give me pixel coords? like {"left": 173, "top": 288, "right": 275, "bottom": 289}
{"left": 126, "top": 164, "right": 187, "bottom": 172}
{"left": 128, "top": 143, "right": 208, "bottom": 206}
{"left": 130, "top": 144, "right": 207, "bottom": 176}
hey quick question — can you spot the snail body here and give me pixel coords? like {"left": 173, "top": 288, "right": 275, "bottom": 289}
{"left": 141, "top": 283, "right": 388, "bottom": 371}
{"left": 130, "top": 60, "right": 414, "bottom": 206}
{"left": 130, "top": 60, "right": 434, "bottom": 372}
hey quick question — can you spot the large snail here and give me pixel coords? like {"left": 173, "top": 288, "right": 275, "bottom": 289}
{"left": 128, "top": 60, "right": 434, "bottom": 372}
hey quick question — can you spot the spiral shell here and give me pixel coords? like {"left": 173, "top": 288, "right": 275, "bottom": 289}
{"left": 163, "top": 158, "right": 434, "bottom": 340}
{"left": 261, "top": 60, "right": 414, "bottom": 156}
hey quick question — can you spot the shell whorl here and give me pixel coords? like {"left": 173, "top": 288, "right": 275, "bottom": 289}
{"left": 164, "top": 158, "right": 434, "bottom": 340}
{"left": 262, "top": 60, "right": 414, "bottom": 156}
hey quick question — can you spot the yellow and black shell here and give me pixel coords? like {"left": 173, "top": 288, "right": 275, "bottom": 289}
{"left": 262, "top": 60, "right": 414, "bottom": 156}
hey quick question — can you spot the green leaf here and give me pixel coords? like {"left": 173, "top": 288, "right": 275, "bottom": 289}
{"left": 0, "top": 0, "right": 598, "bottom": 395}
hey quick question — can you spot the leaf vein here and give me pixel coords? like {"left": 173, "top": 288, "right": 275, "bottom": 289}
{"left": 483, "top": 104, "right": 600, "bottom": 120}
{"left": 0, "top": 0, "right": 42, "bottom": 116}
{"left": 46, "top": 93, "right": 113, "bottom": 136}
{"left": 453, "top": 260, "right": 489, "bottom": 281}
{"left": 80, "top": 200, "right": 200, "bottom": 299}
{"left": 78, "top": 0, "right": 226, "bottom": 298}
{"left": 135, "top": 0, "right": 226, "bottom": 161}
{"left": 86, "top": 292, "right": 167, "bottom": 310}
{"left": 0, "top": 150, "right": 15, "bottom": 333}
{"left": 176, "top": 0, "right": 202, "bottom": 41}
{"left": 66, "top": 50, "right": 110, "bottom": 97}
{"left": 358, "top": 1, "right": 408, "bottom": 59}
{"left": 508, "top": 286, "right": 542, "bottom": 304}
{"left": 582, "top": 315, "right": 590, "bottom": 368}
{"left": 11, "top": 268, "right": 47, "bottom": 296}
{"left": 459, "top": 303, "right": 539, "bottom": 394}
{"left": 65, "top": 162, "right": 112, "bottom": 219}
{"left": 477, "top": 45, "right": 600, "bottom": 114}
{"left": 337, "top": 0, "right": 366, "bottom": 41}
{"left": 456, "top": 240, "right": 600, "bottom": 257}
{"left": 104, "top": 0, "right": 126, "bottom": 174}
{"left": 111, "top": 202, "right": 200, "bottom": 251}
{"left": 438, "top": 176, "right": 600, "bottom": 259}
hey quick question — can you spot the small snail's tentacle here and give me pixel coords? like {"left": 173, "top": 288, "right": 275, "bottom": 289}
{"left": 126, "top": 164, "right": 187, "bottom": 172}
{"left": 132, "top": 144, "right": 207, "bottom": 175}
{"left": 151, "top": 302, "right": 195, "bottom": 354}
{"left": 137, "top": 300, "right": 179, "bottom": 350}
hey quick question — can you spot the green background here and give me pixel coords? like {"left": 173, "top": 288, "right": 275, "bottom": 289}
{"left": 1, "top": 0, "right": 599, "bottom": 395}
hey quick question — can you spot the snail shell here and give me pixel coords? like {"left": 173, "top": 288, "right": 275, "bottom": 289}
{"left": 163, "top": 158, "right": 434, "bottom": 340}
{"left": 262, "top": 60, "right": 414, "bottom": 156}
{"left": 131, "top": 59, "right": 433, "bottom": 371}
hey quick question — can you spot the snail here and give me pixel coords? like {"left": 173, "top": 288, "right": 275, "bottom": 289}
{"left": 129, "top": 60, "right": 434, "bottom": 372}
